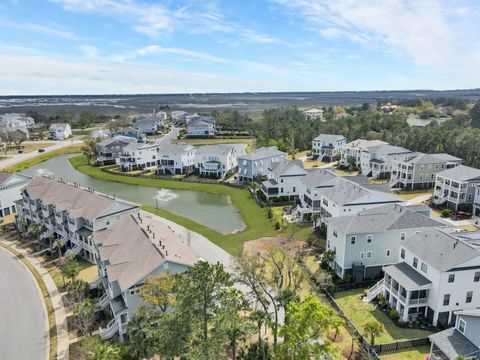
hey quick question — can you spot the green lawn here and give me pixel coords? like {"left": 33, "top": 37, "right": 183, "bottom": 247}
{"left": 380, "top": 345, "right": 430, "bottom": 360}
{"left": 69, "top": 155, "right": 312, "bottom": 256}
{"left": 334, "top": 289, "right": 434, "bottom": 343}
{"left": 2, "top": 144, "right": 83, "bottom": 172}
{"left": 393, "top": 189, "right": 433, "bottom": 201}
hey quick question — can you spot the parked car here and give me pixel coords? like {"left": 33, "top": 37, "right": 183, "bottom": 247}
{"left": 38, "top": 148, "right": 45, "bottom": 153}
{"left": 451, "top": 211, "right": 472, "bottom": 220}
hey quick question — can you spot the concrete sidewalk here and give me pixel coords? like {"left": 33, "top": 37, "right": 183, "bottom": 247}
{"left": 0, "top": 239, "right": 69, "bottom": 360}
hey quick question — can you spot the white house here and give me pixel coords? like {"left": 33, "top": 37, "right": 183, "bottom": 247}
{"left": 0, "top": 113, "right": 35, "bottom": 129}
{"left": 429, "top": 309, "right": 480, "bottom": 359}
{"left": 16, "top": 176, "right": 139, "bottom": 263}
{"left": 340, "top": 139, "right": 388, "bottom": 168}
{"left": 324, "top": 204, "right": 446, "bottom": 281}
{"left": 367, "top": 228, "right": 480, "bottom": 326}
{"left": 171, "top": 111, "right": 189, "bottom": 124}
{"left": 237, "top": 146, "right": 287, "bottom": 182}
{"left": 432, "top": 165, "right": 480, "bottom": 211}
{"left": 261, "top": 159, "right": 308, "bottom": 200}
{"left": 311, "top": 134, "right": 346, "bottom": 162}
{"left": 119, "top": 142, "right": 160, "bottom": 172}
{"left": 304, "top": 108, "right": 324, "bottom": 121}
{"left": 92, "top": 213, "right": 198, "bottom": 342}
{"left": 319, "top": 178, "right": 404, "bottom": 218}
{"left": 359, "top": 144, "right": 412, "bottom": 178}
{"left": 48, "top": 123, "right": 72, "bottom": 140}
{"left": 155, "top": 111, "right": 167, "bottom": 121}
{"left": 474, "top": 184, "right": 480, "bottom": 217}
{"left": 158, "top": 143, "right": 196, "bottom": 175}
{"left": 186, "top": 115, "right": 216, "bottom": 137}
{"left": 194, "top": 144, "right": 246, "bottom": 179}
{"left": 0, "top": 172, "right": 31, "bottom": 218}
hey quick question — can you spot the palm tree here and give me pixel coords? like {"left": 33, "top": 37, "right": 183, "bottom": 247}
{"left": 249, "top": 310, "right": 269, "bottom": 360}
{"left": 362, "top": 321, "right": 384, "bottom": 346}
{"left": 28, "top": 223, "right": 45, "bottom": 247}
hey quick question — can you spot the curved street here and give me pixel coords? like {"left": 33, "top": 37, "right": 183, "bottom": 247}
{"left": 0, "top": 247, "right": 48, "bottom": 360}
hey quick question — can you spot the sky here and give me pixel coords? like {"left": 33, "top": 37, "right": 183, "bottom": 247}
{"left": 0, "top": 0, "right": 479, "bottom": 95}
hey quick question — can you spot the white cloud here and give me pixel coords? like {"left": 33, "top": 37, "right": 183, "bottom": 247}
{"left": 78, "top": 44, "right": 100, "bottom": 58}
{"left": 0, "top": 20, "right": 77, "bottom": 39}
{"left": 276, "top": 0, "right": 480, "bottom": 82}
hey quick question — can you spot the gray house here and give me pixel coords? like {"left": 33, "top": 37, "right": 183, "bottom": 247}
{"left": 429, "top": 309, "right": 480, "bottom": 359}
{"left": 311, "top": 134, "right": 346, "bottom": 162}
{"left": 433, "top": 165, "right": 480, "bottom": 211}
{"left": 324, "top": 204, "right": 445, "bottom": 281}
{"left": 115, "top": 127, "right": 142, "bottom": 140}
{"left": 96, "top": 135, "right": 137, "bottom": 165}
{"left": 390, "top": 153, "right": 462, "bottom": 190}
{"left": 133, "top": 118, "right": 160, "bottom": 135}
{"left": 237, "top": 147, "right": 287, "bottom": 182}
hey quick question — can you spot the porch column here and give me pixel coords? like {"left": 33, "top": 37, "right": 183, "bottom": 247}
{"left": 402, "top": 290, "right": 411, "bottom": 322}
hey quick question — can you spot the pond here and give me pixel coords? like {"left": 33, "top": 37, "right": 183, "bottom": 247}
{"left": 21, "top": 154, "right": 245, "bottom": 234}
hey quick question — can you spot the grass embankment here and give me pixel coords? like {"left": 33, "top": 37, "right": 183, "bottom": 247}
{"left": 3, "top": 144, "right": 83, "bottom": 172}
{"left": 70, "top": 154, "right": 308, "bottom": 256}
{"left": 0, "top": 242, "right": 57, "bottom": 360}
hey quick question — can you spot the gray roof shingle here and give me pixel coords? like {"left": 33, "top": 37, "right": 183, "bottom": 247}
{"left": 436, "top": 165, "right": 480, "bottom": 182}
{"left": 383, "top": 262, "right": 432, "bottom": 289}
{"left": 239, "top": 147, "right": 286, "bottom": 161}
{"left": 313, "top": 134, "right": 345, "bottom": 143}
{"left": 429, "top": 328, "right": 479, "bottom": 359}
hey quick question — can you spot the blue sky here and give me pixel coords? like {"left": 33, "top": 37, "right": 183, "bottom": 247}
{"left": 0, "top": 0, "right": 479, "bottom": 94}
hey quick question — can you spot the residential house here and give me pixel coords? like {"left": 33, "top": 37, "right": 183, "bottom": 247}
{"left": 171, "top": 111, "right": 189, "bottom": 124}
{"left": 0, "top": 113, "right": 35, "bottom": 129}
{"left": 92, "top": 213, "right": 198, "bottom": 341}
{"left": 429, "top": 309, "right": 480, "bottom": 359}
{"left": 474, "top": 185, "right": 480, "bottom": 217}
{"left": 340, "top": 139, "right": 388, "bottom": 168}
{"left": 48, "top": 123, "right": 72, "bottom": 140}
{"left": 158, "top": 143, "right": 196, "bottom": 174}
{"left": 133, "top": 117, "right": 161, "bottom": 135}
{"left": 16, "top": 176, "right": 138, "bottom": 263}
{"left": 237, "top": 146, "right": 287, "bottom": 182}
{"left": 0, "top": 173, "right": 31, "bottom": 218}
{"left": 319, "top": 178, "right": 404, "bottom": 218}
{"left": 115, "top": 127, "right": 142, "bottom": 140}
{"left": 432, "top": 165, "right": 480, "bottom": 211}
{"left": 96, "top": 135, "right": 137, "bottom": 165}
{"left": 359, "top": 144, "right": 413, "bottom": 178}
{"left": 324, "top": 204, "right": 446, "bottom": 281}
{"left": 154, "top": 111, "right": 167, "bottom": 122}
{"left": 294, "top": 168, "right": 340, "bottom": 220}
{"left": 391, "top": 153, "right": 462, "bottom": 190}
{"left": 119, "top": 142, "right": 160, "bottom": 172}
{"left": 368, "top": 228, "right": 480, "bottom": 326}
{"left": 186, "top": 115, "right": 216, "bottom": 137}
{"left": 304, "top": 108, "right": 324, "bottom": 121}
{"left": 261, "top": 159, "right": 308, "bottom": 200}
{"left": 311, "top": 134, "right": 346, "bottom": 162}
{"left": 194, "top": 144, "right": 246, "bottom": 179}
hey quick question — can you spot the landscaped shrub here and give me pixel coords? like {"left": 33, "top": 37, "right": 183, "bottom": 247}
{"left": 256, "top": 189, "right": 267, "bottom": 202}
{"left": 458, "top": 203, "right": 473, "bottom": 212}
{"left": 388, "top": 309, "right": 400, "bottom": 321}
{"left": 441, "top": 208, "right": 453, "bottom": 218}
{"left": 378, "top": 294, "right": 388, "bottom": 308}
{"left": 275, "top": 221, "right": 281, "bottom": 230}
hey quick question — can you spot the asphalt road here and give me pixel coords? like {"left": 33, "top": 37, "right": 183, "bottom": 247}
{"left": 0, "top": 247, "right": 48, "bottom": 360}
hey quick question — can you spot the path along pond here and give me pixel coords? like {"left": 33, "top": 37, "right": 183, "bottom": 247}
{"left": 21, "top": 154, "right": 245, "bottom": 234}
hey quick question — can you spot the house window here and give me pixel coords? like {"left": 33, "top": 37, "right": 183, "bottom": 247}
{"left": 367, "top": 234, "right": 372, "bottom": 244}
{"left": 458, "top": 319, "right": 466, "bottom": 334}
{"left": 293, "top": 187, "right": 296, "bottom": 192}
{"left": 360, "top": 252, "right": 365, "bottom": 259}
{"left": 350, "top": 236, "right": 356, "bottom": 245}
{"left": 475, "top": 272, "right": 480, "bottom": 282}
{"left": 386, "top": 249, "right": 391, "bottom": 256}
{"left": 400, "top": 232, "right": 406, "bottom": 240}
{"left": 401, "top": 249, "right": 405, "bottom": 259}
{"left": 448, "top": 274, "right": 455, "bottom": 283}
{"left": 366, "top": 251, "right": 372, "bottom": 259}
{"left": 421, "top": 263, "right": 428, "bottom": 273}
{"left": 443, "top": 294, "right": 450, "bottom": 306}
{"left": 413, "top": 257, "right": 418, "bottom": 268}
{"left": 466, "top": 291, "right": 473, "bottom": 303}
{"left": 333, "top": 230, "right": 337, "bottom": 237}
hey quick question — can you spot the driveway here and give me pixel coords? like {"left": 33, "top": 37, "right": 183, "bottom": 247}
{"left": 0, "top": 139, "right": 82, "bottom": 170}
{"left": 0, "top": 247, "right": 48, "bottom": 360}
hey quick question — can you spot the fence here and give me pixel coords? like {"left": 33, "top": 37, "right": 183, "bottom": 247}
{"left": 297, "top": 255, "right": 430, "bottom": 359}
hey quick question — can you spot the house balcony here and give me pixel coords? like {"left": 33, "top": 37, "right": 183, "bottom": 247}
{"left": 99, "top": 318, "right": 119, "bottom": 340}
{"left": 97, "top": 292, "right": 111, "bottom": 310}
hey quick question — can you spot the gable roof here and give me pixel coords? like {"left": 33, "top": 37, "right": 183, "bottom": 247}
{"left": 24, "top": 176, "right": 137, "bottom": 221}
{"left": 324, "top": 203, "right": 445, "bottom": 234}
{"left": 270, "top": 159, "right": 307, "bottom": 177}
{"left": 49, "top": 123, "right": 69, "bottom": 131}
{"left": 402, "top": 228, "right": 480, "bottom": 272}
{"left": 0, "top": 172, "right": 30, "bottom": 187}
{"left": 239, "top": 146, "right": 286, "bottom": 161}
{"left": 160, "top": 143, "right": 195, "bottom": 154}
{"left": 344, "top": 139, "right": 388, "bottom": 150}
{"left": 322, "top": 178, "right": 402, "bottom": 206}
{"left": 98, "top": 135, "right": 137, "bottom": 148}
{"left": 301, "top": 168, "right": 339, "bottom": 188}
{"left": 366, "top": 144, "right": 411, "bottom": 156}
{"left": 436, "top": 165, "right": 480, "bottom": 182}
{"left": 196, "top": 144, "right": 235, "bottom": 156}
{"left": 313, "top": 134, "right": 345, "bottom": 143}
{"left": 94, "top": 214, "right": 198, "bottom": 292}
{"left": 429, "top": 328, "right": 479, "bottom": 359}
{"left": 401, "top": 152, "right": 462, "bottom": 165}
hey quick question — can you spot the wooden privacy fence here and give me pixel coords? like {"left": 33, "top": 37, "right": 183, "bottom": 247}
{"left": 373, "top": 337, "right": 430, "bottom": 354}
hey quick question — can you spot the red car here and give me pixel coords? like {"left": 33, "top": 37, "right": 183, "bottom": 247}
{"left": 451, "top": 211, "right": 472, "bottom": 220}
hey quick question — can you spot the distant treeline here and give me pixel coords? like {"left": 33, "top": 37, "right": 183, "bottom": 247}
{"left": 26, "top": 110, "right": 120, "bottom": 128}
